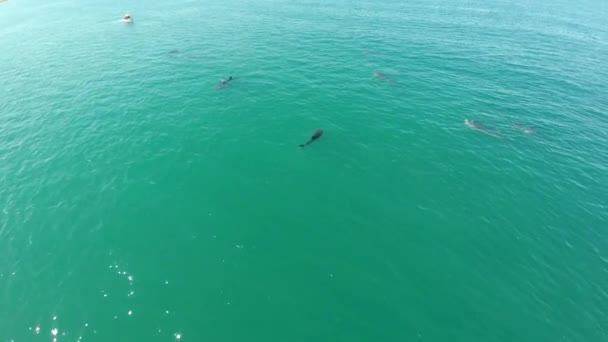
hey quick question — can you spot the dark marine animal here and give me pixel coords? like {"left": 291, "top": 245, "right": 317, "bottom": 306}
{"left": 300, "top": 129, "right": 323, "bottom": 147}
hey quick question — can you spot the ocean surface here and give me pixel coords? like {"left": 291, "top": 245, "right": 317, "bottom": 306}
{"left": 1, "top": 0, "right": 607, "bottom": 341}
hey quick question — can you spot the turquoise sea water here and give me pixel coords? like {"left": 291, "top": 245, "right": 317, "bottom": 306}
{"left": 1, "top": 0, "right": 607, "bottom": 341}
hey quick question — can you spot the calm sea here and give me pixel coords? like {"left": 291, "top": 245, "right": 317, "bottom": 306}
{"left": 1, "top": 0, "right": 607, "bottom": 341}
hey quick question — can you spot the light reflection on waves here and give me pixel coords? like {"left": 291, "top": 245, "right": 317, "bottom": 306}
{"left": 1, "top": 0, "right": 607, "bottom": 341}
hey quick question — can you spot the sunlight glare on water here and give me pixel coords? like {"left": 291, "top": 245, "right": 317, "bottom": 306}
{"left": 0, "top": 0, "right": 607, "bottom": 341}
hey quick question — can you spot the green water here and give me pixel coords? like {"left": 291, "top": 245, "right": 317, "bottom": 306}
{"left": 1, "top": 0, "right": 607, "bottom": 341}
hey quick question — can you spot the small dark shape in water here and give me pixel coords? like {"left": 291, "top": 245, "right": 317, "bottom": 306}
{"left": 465, "top": 119, "right": 501, "bottom": 137}
{"left": 373, "top": 72, "right": 391, "bottom": 81}
{"left": 168, "top": 49, "right": 179, "bottom": 54}
{"left": 513, "top": 122, "right": 536, "bottom": 134}
{"left": 300, "top": 129, "right": 324, "bottom": 147}
{"left": 465, "top": 119, "right": 487, "bottom": 130}
{"left": 215, "top": 76, "right": 235, "bottom": 89}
